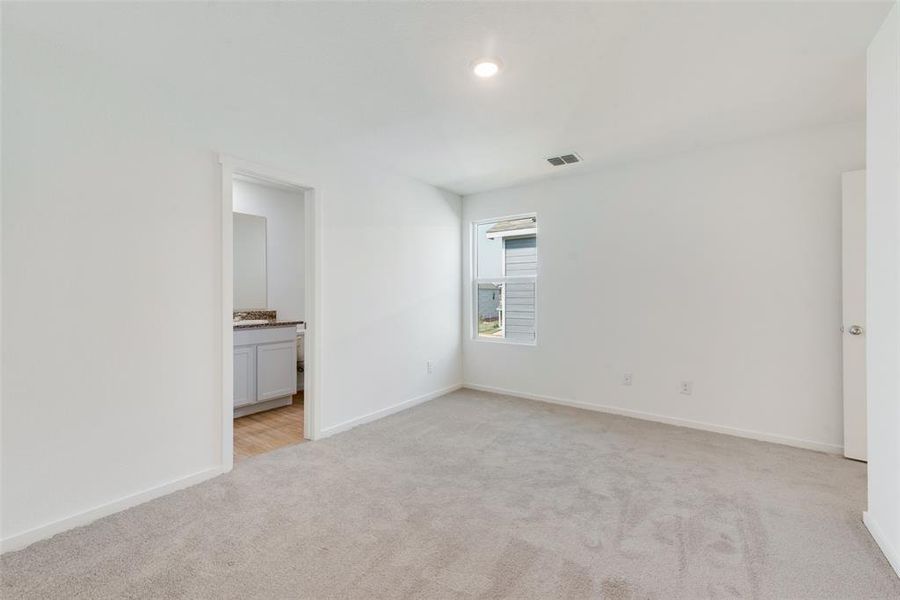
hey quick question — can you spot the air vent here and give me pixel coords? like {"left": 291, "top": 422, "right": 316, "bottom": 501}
{"left": 546, "top": 152, "right": 582, "bottom": 166}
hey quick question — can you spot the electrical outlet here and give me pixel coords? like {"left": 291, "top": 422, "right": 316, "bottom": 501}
{"left": 623, "top": 373, "right": 633, "bottom": 386}
{"left": 426, "top": 360, "right": 434, "bottom": 374}
{"left": 680, "top": 381, "right": 693, "bottom": 395}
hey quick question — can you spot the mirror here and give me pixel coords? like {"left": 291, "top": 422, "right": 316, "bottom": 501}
{"left": 233, "top": 212, "right": 267, "bottom": 309}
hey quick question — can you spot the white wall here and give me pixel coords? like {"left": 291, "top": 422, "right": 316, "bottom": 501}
{"left": 463, "top": 122, "right": 865, "bottom": 453}
{"left": 1, "top": 21, "right": 462, "bottom": 547}
{"left": 865, "top": 1, "right": 900, "bottom": 578}
{"left": 233, "top": 178, "right": 306, "bottom": 320}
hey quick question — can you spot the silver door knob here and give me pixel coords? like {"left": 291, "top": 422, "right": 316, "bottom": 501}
{"left": 848, "top": 325, "right": 864, "bottom": 336}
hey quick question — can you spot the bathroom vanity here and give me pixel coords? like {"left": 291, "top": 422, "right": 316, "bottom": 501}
{"left": 233, "top": 322, "right": 301, "bottom": 417}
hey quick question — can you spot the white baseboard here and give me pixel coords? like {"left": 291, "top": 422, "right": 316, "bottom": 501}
{"left": 864, "top": 511, "right": 900, "bottom": 579}
{"left": 1, "top": 466, "right": 224, "bottom": 554}
{"left": 463, "top": 383, "right": 843, "bottom": 455}
{"left": 2, "top": 384, "right": 463, "bottom": 554}
{"left": 321, "top": 383, "right": 463, "bottom": 437}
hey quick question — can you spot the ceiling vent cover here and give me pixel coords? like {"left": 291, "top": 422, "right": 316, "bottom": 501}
{"left": 547, "top": 152, "right": 582, "bottom": 166}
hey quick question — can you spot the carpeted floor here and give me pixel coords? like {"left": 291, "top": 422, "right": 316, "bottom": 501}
{"left": 3, "top": 389, "right": 899, "bottom": 599}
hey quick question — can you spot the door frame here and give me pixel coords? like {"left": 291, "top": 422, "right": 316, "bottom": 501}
{"left": 219, "top": 154, "right": 323, "bottom": 472}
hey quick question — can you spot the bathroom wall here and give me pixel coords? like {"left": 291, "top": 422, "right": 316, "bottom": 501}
{"left": 233, "top": 178, "right": 306, "bottom": 321}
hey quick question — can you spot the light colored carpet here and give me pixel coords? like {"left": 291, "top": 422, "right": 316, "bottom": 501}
{"left": 3, "top": 389, "right": 899, "bottom": 599}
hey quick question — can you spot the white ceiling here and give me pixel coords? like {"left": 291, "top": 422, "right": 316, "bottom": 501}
{"left": 6, "top": 1, "right": 892, "bottom": 195}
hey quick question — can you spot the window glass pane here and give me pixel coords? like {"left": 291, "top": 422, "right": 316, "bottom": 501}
{"left": 477, "top": 283, "right": 503, "bottom": 337}
{"left": 474, "top": 215, "right": 537, "bottom": 343}
{"left": 476, "top": 280, "right": 536, "bottom": 341}
{"left": 475, "top": 222, "right": 504, "bottom": 279}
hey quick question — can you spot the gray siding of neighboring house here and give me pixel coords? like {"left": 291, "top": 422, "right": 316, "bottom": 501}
{"left": 503, "top": 236, "right": 536, "bottom": 341}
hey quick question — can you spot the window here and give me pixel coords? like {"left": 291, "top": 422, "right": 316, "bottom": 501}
{"left": 473, "top": 215, "right": 537, "bottom": 343}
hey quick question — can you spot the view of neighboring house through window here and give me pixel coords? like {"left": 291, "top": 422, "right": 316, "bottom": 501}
{"left": 474, "top": 215, "right": 537, "bottom": 343}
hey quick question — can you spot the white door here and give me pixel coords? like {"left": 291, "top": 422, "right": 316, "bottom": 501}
{"left": 842, "top": 170, "right": 866, "bottom": 461}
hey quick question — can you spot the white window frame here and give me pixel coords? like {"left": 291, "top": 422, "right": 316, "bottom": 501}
{"left": 471, "top": 213, "right": 538, "bottom": 346}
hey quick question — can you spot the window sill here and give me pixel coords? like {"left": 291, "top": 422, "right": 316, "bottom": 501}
{"left": 471, "top": 336, "right": 537, "bottom": 347}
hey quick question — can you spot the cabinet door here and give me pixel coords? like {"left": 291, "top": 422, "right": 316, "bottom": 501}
{"left": 233, "top": 345, "right": 256, "bottom": 407}
{"left": 256, "top": 341, "right": 297, "bottom": 402}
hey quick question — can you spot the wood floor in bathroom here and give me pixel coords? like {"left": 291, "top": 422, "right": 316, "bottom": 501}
{"left": 233, "top": 392, "right": 305, "bottom": 461}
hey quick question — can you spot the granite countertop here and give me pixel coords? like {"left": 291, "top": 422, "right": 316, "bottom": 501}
{"left": 233, "top": 320, "right": 304, "bottom": 330}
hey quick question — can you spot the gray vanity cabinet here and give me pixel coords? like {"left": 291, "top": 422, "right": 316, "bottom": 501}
{"left": 233, "top": 345, "right": 256, "bottom": 408}
{"left": 233, "top": 325, "right": 297, "bottom": 417}
{"left": 256, "top": 341, "right": 297, "bottom": 401}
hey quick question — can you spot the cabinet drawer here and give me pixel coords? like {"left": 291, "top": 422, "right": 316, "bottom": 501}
{"left": 233, "top": 325, "right": 297, "bottom": 347}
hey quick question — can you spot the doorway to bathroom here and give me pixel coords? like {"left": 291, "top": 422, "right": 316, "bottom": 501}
{"left": 220, "top": 156, "right": 321, "bottom": 471}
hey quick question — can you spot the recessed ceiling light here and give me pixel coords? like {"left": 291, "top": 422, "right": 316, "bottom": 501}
{"left": 472, "top": 59, "right": 501, "bottom": 78}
